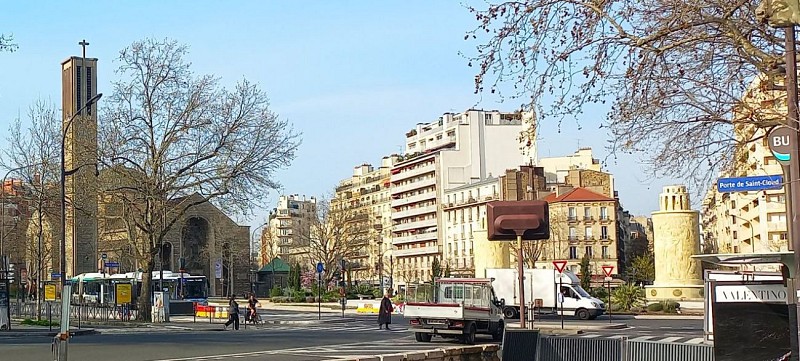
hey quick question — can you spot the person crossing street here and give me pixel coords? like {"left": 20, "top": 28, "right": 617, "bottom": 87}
{"left": 378, "top": 291, "right": 393, "bottom": 330}
{"left": 224, "top": 295, "right": 240, "bottom": 330}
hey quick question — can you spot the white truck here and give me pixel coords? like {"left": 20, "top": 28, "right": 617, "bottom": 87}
{"left": 404, "top": 278, "right": 505, "bottom": 344}
{"left": 486, "top": 268, "right": 605, "bottom": 320}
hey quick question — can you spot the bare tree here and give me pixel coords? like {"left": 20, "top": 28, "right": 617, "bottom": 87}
{"left": 259, "top": 223, "right": 279, "bottom": 268}
{"left": 302, "top": 197, "right": 371, "bottom": 286}
{"left": 509, "top": 239, "right": 546, "bottom": 269}
{"left": 466, "top": 1, "right": 786, "bottom": 187}
{"left": 1, "top": 100, "right": 61, "bottom": 316}
{"left": 98, "top": 38, "right": 300, "bottom": 321}
{"left": 0, "top": 33, "right": 17, "bottom": 52}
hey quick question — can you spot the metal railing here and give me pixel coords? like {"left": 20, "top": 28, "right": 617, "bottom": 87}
{"left": 523, "top": 334, "right": 714, "bottom": 361}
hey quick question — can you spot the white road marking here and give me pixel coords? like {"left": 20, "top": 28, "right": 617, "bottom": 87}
{"left": 659, "top": 337, "right": 682, "bottom": 343}
{"left": 580, "top": 334, "right": 602, "bottom": 338}
{"left": 630, "top": 336, "right": 656, "bottom": 341}
{"left": 685, "top": 337, "right": 705, "bottom": 344}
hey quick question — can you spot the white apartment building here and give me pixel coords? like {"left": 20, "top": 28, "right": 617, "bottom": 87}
{"left": 390, "top": 109, "right": 533, "bottom": 286}
{"left": 442, "top": 177, "right": 502, "bottom": 277}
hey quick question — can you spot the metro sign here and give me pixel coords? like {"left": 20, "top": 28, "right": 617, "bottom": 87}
{"left": 602, "top": 265, "right": 614, "bottom": 277}
{"left": 553, "top": 260, "right": 567, "bottom": 273}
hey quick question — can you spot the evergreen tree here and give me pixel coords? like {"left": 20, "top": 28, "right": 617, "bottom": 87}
{"left": 431, "top": 257, "right": 442, "bottom": 283}
{"left": 579, "top": 254, "right": 592, "bottom": 290}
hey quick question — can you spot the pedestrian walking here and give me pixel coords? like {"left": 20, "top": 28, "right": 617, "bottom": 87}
{"left": 224, "top": 295, "right": 240, "bottom": 330}
{"left": 378, "top": 291, "right": 393, "bottom": 330}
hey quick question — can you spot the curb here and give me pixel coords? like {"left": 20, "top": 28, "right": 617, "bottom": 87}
{"left": 633, "top": 315, "right": 704, "bottom": 320}
{"left": 529, "top": 323, "right": 628, "bottom": 331}
{"left": 0, "top": 328, "right": 97, "bottom": 338}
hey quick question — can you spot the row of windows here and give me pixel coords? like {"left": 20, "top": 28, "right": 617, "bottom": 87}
{"left": 568, "top": 226, "right": 610, "bottom": 238}
{"left": 568, "top": 245, "right": 611, "bottom": 259}
{"left": 567, "top": 206, "right": 609, "bottom": 219}
{"left": 445, "top": 186, "right": 498, "bottom": 205}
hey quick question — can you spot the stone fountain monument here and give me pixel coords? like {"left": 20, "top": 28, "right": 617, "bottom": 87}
{"left": 646, "top": 185, "right": 704, "bottom": 302}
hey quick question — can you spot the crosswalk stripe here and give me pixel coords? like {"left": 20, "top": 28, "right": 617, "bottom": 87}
{"left": 685, "top": 338, "right": 705, "bottom": 344}
{"left": 659, "top": 337, "right": 682, "bottom": 343}
{"left": 630, "top": 336, "right": 655, "bottom": 341}
{"left": 580, "top": 334, "right": 601, "bottom": 338}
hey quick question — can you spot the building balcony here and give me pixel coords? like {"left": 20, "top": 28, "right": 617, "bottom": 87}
{"left": 391, "top": 191, "right": 437, "bottom": 207}
{"left": 391, "top": 163, "right": 436, "bottom": 183}
{"left": 393, "top": 218, "right": 437, "bottom": 232}
{"left": 392, "top": 204, "right": 438, "bottom": 220}
{"left": 567, "top": 216, "right": 578, "bottom": 223}
{"left": 599, "top": 215, "right": 612, "bottom": 223}
{"left": 766, "top": 202, "right": 786, "bottom": 213}
{"left": 393, "top": 246, "right": 439, "bottom": 257}
{"left": 583, "top": 216, "right": 594, "bottom": 222}
{"left": 768, "top": 221, "right": 788, "bottom": 232}
{"left": 391, "top": 177, "right": 436, "bottom": 195}
{"left": 392, "top": 231, "right": 438, "bottom": 245}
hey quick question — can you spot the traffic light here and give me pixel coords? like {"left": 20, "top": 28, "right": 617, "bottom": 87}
{"left": 5, "top": 263, "right": 14, "bottom": 283}
{"left": 486, "top": 200, "right": 550, "bottom": 240}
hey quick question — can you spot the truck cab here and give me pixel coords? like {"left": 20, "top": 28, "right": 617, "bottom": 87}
{"left": 404, "top": 278, "right": 505, "bottom": 344}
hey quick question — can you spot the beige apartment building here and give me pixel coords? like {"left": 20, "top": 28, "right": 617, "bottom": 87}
{"left": 701, "top": 75, "right": 789, "bottom": 259}
{"left": 541, "top": 188, "right": 619, "bottom": 274}
{"left": 332, "top": 156, "right": 398, "bottom": 284}
{"left": 261, "top": 195, "right": 317, "bottom": 265}
{"left": 391, "top": 109, "right": 534, "bottom": 286}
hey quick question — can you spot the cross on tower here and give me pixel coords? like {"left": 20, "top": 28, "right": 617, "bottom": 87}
{"left": 79, "top": 39, "right": 89, "bottom": 59}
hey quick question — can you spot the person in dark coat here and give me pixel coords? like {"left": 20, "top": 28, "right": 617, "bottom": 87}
{"left": 378, "top": 291, "right": 393, "bottom": 330}
{"left": 224, "top": 295, "right": 240, "bottom": 330}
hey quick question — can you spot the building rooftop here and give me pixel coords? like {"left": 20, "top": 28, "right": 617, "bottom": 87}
{"left": 542, "top": 187, "right": 615, "bottom": 203}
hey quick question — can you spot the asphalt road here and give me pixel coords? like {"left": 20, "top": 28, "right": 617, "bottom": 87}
{"left": 0, "top": 313, "right": 496, "bottom": 361}
{"left": 0, "top": 312, "right": 704, "bottom": 360}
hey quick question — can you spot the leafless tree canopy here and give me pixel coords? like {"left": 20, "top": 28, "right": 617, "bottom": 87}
{"left": 467, "top": 1, "right": 787, "bottom": 186}
{"left": 98, "top": 38, "right": 300, "bottom": 320}
{"left": 303, "top": 197, "right": 371, "bottom": 285}
{"left": 0, "top": 33, "right": 17, "bottom": 52}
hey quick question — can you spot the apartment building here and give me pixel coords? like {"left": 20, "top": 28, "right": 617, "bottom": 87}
{"left": 390, "top": 109, "right": 533, "bottom": 286}
{"left": 441, "top": 166, "right": 547, "bottom": 277}
{"left": 332, "top": 156, "right": 398, "bottom": 283}
{"left": 701, "top": 128, "right": 789, "bottom": 257}
{"left": 261, "top": 195, "right": 317, "bottom": 264}
{"left": 540, "top": 187, "right": 619, "bottom": 274}
{"left": 539, "top": 147, "right": 605, "bottom": 185}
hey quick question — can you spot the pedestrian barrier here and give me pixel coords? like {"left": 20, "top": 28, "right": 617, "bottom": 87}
{"left": 627, "top": 340, "right": 714, "bottom": 361}
{"left": 532, "top": 335, "right": 714, "bottom": 361}
{"left": 194, "top": 304, "right": 228, "bottom": 319}
{"left": 537, "top": 335, "right": 623, "bottom": 361}
{"left": 356, "top": 302, "right": 378, "bottom": 314}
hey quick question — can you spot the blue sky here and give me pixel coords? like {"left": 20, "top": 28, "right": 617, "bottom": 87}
{"left": 0, "top": 1, "right": 677, "bottom": 234}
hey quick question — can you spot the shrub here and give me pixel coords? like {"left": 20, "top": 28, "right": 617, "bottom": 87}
{"left": 270, "top": 296, "right": 289, "bottom": 303}
{"left": 646, "top": 302, "right": 663, "bottom": 312}
{"left": 612, "top": 283, "right": 645, "bottom": 311}
{"left": 291, "top": 290, "right": 306, "bottom": 303}
{"left": 591, "top": 287, "right": 609, "bottom": 300}
{"left": 372, "top": 288, "right": 382, "bottom": 299}
{"left": 270, "top": 286, "right": 282, "bottom": 298}
{"left": 660, "top": 300, "right": 680, "bottom": 313}
{"left": 21, "top": 318, "right": 58, "bottom": 327}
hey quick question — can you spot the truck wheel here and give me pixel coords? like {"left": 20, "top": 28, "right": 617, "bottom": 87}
{"left": 503, "top": 307, "right": 518, "bottom": 319}
{"left": 415, "top": 332, "right": 431, "bottom": 342}
{"left": 575, "top": 308, "right": 590, "bottom": 320}
{"left": 464, "top": 323, "right": 476, "bottom": 345}
{"left": 492, "top": 321, "right": 504, "bottom": 341}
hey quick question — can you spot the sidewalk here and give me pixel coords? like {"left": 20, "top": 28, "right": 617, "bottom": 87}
{"left": 0, "top": 321, "right": 97, "bottom": 338}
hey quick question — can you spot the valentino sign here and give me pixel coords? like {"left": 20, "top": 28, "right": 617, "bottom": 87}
{"left": 714, "top": 284, "right": 787, "bottom": 303}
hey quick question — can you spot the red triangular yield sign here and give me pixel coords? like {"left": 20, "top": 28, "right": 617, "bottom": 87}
{"left": 602, "top": 265, "right": 614, "bottom": 277}
{"left": 552, "top": 260, "right": 567, "bottom": 273}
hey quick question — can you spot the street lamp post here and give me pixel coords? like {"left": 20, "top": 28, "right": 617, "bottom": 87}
{"left": 729, "top": 214, "right": 756, "bottom": 254}
{"left": 60, "top": 92, "right": 102, "bottom": 286}
{"left": 250, "top": 222, "right": 268, "bottom": 293}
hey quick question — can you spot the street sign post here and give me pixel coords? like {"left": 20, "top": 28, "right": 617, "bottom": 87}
{"left": 770, "top": 126, "right": 794, "bottom": 165}
{"left": 552, "top": 260, "right": 567, "bottom": 329}
{"left": 104, "top": 262, "right": 119, "bottom": 268}
{"left": 101, "top": 253, "right": 107, "bottom": 260}
{"left": 716, "top": 175, "right": 784, "bottom": 193}
{"left": 316, "top": 262, "right": 324, "bottom": 320}
{"left": 602, "top": 266, "right": 614, "bottom": 323}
